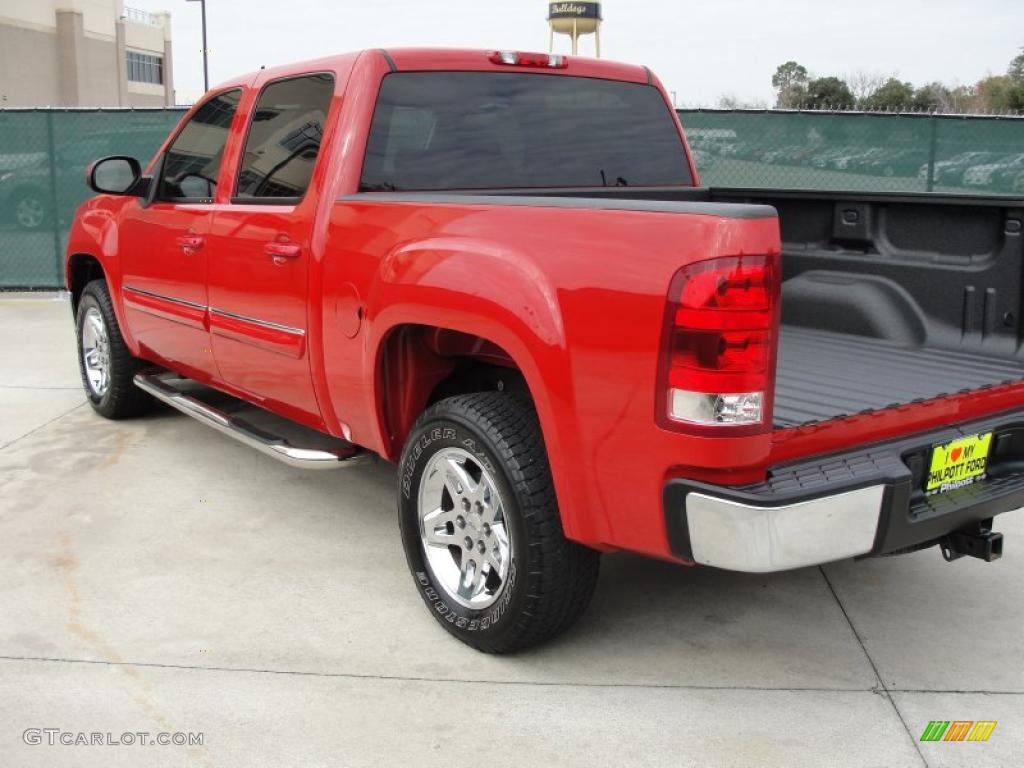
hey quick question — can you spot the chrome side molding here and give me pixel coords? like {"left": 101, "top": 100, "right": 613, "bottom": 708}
{"left": 133, "top": 372, "right": 369, "bottom": 470}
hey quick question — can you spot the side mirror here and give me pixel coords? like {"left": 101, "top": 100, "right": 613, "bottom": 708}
{"left": 86, "top": 156, "right": 143, "bottom": 195}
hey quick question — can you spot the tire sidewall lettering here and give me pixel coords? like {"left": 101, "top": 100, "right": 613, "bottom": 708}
{"left": 412, "top": 561, "right": 517, "bottom": 632}
{"left": 401, "top": 427, "right": 456, "bottom": 500}
{"left": 401, "top": 419, "right": 522, "bottom": 635}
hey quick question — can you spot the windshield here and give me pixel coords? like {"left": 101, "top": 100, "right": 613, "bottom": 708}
{"left": 360, "top": 71, "right": 692, "bottom": 191}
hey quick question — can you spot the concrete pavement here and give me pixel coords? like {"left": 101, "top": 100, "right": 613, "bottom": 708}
{"left": 1, "top": 293, "right": 1021, "bottom": 767}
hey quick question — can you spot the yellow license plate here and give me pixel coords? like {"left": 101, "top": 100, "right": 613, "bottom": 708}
{"left": 926, "top": 433, "right": 993, "bottom": 493}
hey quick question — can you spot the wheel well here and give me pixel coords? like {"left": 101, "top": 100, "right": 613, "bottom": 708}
{"left": 68, "top": 254, "right": 105, "bottom": 310}
{"left": 377, "top": 324, "right": 530, "bottom": 456}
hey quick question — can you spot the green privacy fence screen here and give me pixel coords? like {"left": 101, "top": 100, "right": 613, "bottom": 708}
{"left": 677, "top": 109, "right": 1024, "bottom": 195}
{"left": 0, "top": 109, "right": 185, "bottom": 288}
{"left": 1, "top": 108, "right": 1023, "bottom": 288}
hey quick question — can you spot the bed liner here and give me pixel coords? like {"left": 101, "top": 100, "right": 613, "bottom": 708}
{"left": 774, "top": 326, "right": 1024, "bottom": 428}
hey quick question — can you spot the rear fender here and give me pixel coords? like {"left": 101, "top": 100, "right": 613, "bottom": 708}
{"left": 367, "top": 236, "right": 594, "bottom": 541}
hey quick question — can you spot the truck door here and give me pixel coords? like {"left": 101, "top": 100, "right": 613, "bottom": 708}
{"left": 205, "top": 73, "right": 336, "bottom": 425}
{"left": 119, "top": 88, "right": 243, "bottom": 382}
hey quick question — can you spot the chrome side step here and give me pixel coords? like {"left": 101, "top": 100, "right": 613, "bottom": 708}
{"left": 133, "top": 372, "right": 369, "bottom": 470}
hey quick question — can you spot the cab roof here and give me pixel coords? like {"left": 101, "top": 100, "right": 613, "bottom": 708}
{"left": 212, "top": 47, "right": 653, "bottom": 91}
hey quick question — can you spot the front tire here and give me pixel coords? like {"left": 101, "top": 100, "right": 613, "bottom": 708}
{"left": 75, "top": 279, "right": 151, "bottom": 419}
{"left": 398, "top": 392, "right": 600, "bottom": 653}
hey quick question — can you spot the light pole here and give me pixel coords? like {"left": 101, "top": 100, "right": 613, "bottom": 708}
{"left": 185, "top": 0, "right": 209, "bottom": 93}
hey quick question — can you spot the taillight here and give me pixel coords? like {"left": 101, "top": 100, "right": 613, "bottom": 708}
{"left": 488, "top": 50, "right": 568, "bottom": 69}
{"left": 657, "top": 255, "right": 778, "bottom": 432}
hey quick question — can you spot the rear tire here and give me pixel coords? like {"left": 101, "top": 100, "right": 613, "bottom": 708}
{"left": 75, "top": 279, "right": 151, "bottom": 419}
{"left": 398, "top": 392, "right": 600, "bottom": 653}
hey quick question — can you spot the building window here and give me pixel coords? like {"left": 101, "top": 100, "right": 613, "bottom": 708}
{"left": 127, "top": 51, "right": 164, "bottom": 85}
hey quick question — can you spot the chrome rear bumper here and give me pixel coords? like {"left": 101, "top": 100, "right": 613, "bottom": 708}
{"left": 664, "top": 409, "right": 1024, "bottom": 573}
{"left": 684, "top": 486, "right": 884, "bottom": 572}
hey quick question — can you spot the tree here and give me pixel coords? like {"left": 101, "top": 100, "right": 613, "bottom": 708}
{"left": 717, "top": 93, "right": 768, "bottom": 109}
{"left": 803, "top": 77, "right": 855, "bottom": 110}
{"left": 761, "top": 47, "right": 1024, "bottom": 114}
{"left": 913, "top": 81, "right": 952, "bottom": 112}
{"left": 975, "top": 75, "right": 1018, "bottom": 112}
{"left": 772, "top": 61, "right": 809, "bottom": 108}
{"left": 1006, "top": 47, "right": 1024, "bottom": 111}
{"left": 1009, "top": 47, "right": 1024, "bottom": 80}
{"left": 862, "top": 78, "right": 915, "bottom": 111}
{"left": 846, "top": 70, "right": 887, "bottom": 106}
{"left": 947, "top": 84, "right": 979, "bottom": 114}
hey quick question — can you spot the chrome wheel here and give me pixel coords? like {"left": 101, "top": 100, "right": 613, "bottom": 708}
{"left": 15, "top": 195, "right": 45, "bottom": 229}
{"left": 417, "top": 447, "right": 512, "bottom": 609}
{"left": 81, "top": 306, "right": 111, "bottom": 397}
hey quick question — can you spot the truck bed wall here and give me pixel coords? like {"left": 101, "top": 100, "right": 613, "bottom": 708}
{"left": 526, "top": 186, "right": 1024, "bottom": 362}
{"left": 710, "top": 189, "right": 1024, "bottom": 362}
{"left": 510, "top": 186, "right": 1024, "bottom": 431}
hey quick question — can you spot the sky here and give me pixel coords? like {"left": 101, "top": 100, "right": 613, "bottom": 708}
{"left": 129, "top": 0, "right": 1023, "bottom": 106}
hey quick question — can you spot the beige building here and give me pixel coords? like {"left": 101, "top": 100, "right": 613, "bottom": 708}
{"left": 0, "top": 0, "right": 174, "bottom": 107}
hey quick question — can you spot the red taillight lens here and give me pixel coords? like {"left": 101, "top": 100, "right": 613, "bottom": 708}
{"left": 667, "top": 329, "right": 770, "bottom": 391}
{"left": 488, "top": 50, "right": 568, "bottom": 68}
{"left": 658, "top": 255, "right": 778, "bottom": 431}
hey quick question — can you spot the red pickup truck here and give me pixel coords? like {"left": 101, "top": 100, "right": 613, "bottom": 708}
{"left": 66, "top": 48, "right": 1024, "bottom": 653}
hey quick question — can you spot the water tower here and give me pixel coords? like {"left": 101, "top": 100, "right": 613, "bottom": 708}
{"left": 548, "top": 2, "right": 602, "bottom": 57}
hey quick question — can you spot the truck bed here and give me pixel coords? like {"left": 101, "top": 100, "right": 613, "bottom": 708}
{"left": 774, "top": 326, "right": 1024, "bottom": 428}
{"left": 500, "top": 185, "right": 1024, "bottom": 432}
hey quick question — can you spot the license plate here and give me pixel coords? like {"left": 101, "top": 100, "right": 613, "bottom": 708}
{"left": 926, "top": 433, "right": 993, "bottom": 494}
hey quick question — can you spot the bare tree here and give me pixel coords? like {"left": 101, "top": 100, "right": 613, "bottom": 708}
{"left": 717, "top": 93, "right": 769, "bottom": 109}
{"left": 913, "top": 82, "right": 953, "bottom": 112}
{"left": 845, "top": 70, "right": 889, "bottom": 106}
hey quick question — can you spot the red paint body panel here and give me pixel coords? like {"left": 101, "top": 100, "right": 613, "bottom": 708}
{"left": 63, "top": 48, "right": 1023, "bottom": 564}
{"left": 122, "top": 286, "right": 206, "bottom": 330}
{"left": 207, "top": 309, "right": 306, "bottom": 359}
{"left": 319, "top": 201, "right": 780, "bottom": 555}
{"left": 119, "top": 202, "right": 219, "bottom": 379}
{"left": 205, "top": 200, "right": 322, "bottom": 419}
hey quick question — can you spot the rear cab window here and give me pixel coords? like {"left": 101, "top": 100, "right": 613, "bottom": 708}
{"left": 360, "top": 72, "right": 692, "bottom": 191}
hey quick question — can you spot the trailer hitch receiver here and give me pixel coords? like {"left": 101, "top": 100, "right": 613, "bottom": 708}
{"left": 940, "top": 521, "right": 1003, "bottom": 563}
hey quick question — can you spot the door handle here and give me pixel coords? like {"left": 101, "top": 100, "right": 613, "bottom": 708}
{"left": 265, "top": 241, "right": 302, "bottom": 264}
{"left": 177, "top": 234, "right": 204, "bottom": 254}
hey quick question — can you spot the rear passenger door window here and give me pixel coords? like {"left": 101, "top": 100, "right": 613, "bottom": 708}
{"left": 233, "top": 73, "right": 335, "bottom": 202}
{"left": 158, "top": 88, "right": 242, "bottom": 201}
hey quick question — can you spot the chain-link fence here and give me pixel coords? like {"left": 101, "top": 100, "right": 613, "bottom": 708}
{"left": 678, "top": 109, "right": 1024, "bottom": 195}
{"left": 0, "top": 109, "right": 185, "bottom": 288}
{"left": 2, "top": 108, "right": 1022, "bottom": 288}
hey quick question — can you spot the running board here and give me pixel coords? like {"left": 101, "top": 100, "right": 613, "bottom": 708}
{"left": 133, "top": 372, "right": 368, "bottom": 470}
